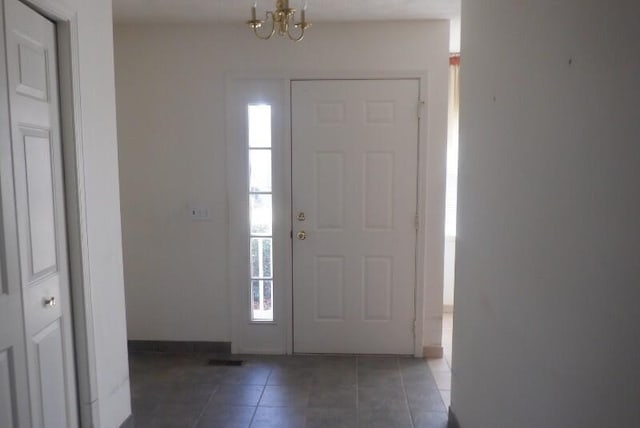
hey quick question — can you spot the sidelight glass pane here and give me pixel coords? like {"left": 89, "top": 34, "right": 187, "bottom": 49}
{"left": 249, "top": 149, "right": 272, "bottom": 192}
{"left": 263, "top": 281, "right": 272, "bottom": 310}
{"left": 250, "top": 239, "right": 260, "bottom": 278}
{"left": 248, "top": 105, "right": 272, "bottom": 148}
{"left": 251, "top": 280, "right": 261, "bottom": 310}
{"left": 262, "top": 240, "right": 272, "bottom": 278}
{"left": 250, "top": 194, "right": 272, "bottom": 236}
{"left": 250, "top": 238, "right": 272, "bottom": 279}
{"left": 251, "top": 280, "right": 274, "bottom": 321}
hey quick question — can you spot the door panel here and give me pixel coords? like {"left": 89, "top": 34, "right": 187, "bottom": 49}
{"left": 15, "top": 37, "right": 49, "bottom": 101}
{"left": 4, "top": 0, "right": 79, "bottom": 426}
{"left": 32, "top": 320, "right": 68, "bottom": 428}
{"left": 314, "top": 153, "right": 344, "bottom": 230}
{"left": 364, "top": 152, "right": 394, "bottom": 230}
{"left": 292, "top": 79, "right": 419, "bottom": 355}
{"left": 0, "top": 348, "right": 17, "bottom": 427}
{"left": 22, "top": 128, "right": 58, "bottom": 279}
{"left": 314, "top": 256, "right": 344, "bottom": 320}
{"left": 363, "top": 256, "right": 393, "bottom": 321}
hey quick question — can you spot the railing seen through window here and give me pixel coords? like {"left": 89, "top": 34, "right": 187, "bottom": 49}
{"left": 248, "top": 104, "right": 274, "bottom": 322}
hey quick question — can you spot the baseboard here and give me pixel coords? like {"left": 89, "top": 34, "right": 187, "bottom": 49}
{"left": 127, "top": 340, "right": 231, "bottom": 354}
{"left": 448, "top": 407, "right": 461, "bottom": 428}
{"left": 119, "top": 414, "right": 134, "bottom": 428}
{"left": 423, "top": 345, "right": 444, "bottom": 359}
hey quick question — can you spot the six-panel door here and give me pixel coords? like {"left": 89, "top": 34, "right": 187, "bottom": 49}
{"left": 3, "top": 0, "right": 79, "bottom": 426}
{"left": 292, "top": 79, "right": 420, "bottom": 355}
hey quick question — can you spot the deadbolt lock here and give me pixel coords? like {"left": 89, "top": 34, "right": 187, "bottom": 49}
{"left": 297, "top": 212, "right": 306, "bottom": 221}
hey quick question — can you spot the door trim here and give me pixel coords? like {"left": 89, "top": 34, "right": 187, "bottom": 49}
{"left": 226, "top": 79, "right": 290, "bottom": 354}
{"left": 2, "top": 0, "right": 98, "bottom": 425}
{"left": 226, "top": 71, "right": 431, "bottom": 357}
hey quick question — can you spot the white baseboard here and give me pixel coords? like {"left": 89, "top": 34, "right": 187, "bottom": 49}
{"left": 423, "top": 345, "right": 444, "bottom": 359}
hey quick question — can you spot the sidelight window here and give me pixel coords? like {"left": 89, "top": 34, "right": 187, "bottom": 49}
{"left": 248, "top": 105, "right": 274, "bottom": 322}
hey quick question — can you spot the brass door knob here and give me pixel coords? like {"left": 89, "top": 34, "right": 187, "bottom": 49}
{"left": 297, "top": 231, "right": 307, "bottom": 240}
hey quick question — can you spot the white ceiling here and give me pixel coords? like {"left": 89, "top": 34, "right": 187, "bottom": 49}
{"left": 113, "top": 0, "right": 461, "bottom": 24}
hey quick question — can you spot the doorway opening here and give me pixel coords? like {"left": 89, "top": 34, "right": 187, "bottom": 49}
{"left": 227, "top": 75, "right": 432, "bottom": 357}
{"left": 429, "top": 52, "right": 460, "bottom": 409}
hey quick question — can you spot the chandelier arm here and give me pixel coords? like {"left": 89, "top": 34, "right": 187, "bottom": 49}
{"left": 287, "top": 25, "right": 305, "bottom": 42}
{"left": 254, "top": 11, "right": 276, "bottom": 40}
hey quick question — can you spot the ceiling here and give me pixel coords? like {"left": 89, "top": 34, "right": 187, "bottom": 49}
{"left": 113, "top": 0, "right": 461, "bottom": 24}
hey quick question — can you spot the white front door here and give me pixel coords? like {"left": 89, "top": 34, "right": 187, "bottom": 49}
{"left": 292, "top": 79, "right": 420, "bottom": 354}
{"left": 2, "top": 0, "right": 79, "bottom": 426}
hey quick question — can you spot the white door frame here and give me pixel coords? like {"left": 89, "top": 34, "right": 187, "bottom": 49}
{"left": 1, "top": 0, "right": 99, "bottom": 425}
{"left": 226, "top": 71, "right": 429, "bottom": 357}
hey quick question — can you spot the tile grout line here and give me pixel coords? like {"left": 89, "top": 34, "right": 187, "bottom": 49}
{"left": 247, "top": 367, "right": 272, "bottom": 427}
{"left": 426, "top": 361, "right": 450, "bottom": 412}
{"left": 398, "top": 358, "right": 416, "bottom": 428}
{"left": 191, "top": 381, "right": 219, "bottom": 428}
{"left": 355, "top": 356, "right": 359, "bottom": 427}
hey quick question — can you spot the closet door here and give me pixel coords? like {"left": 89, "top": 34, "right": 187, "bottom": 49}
{"left": 3, "top": 0, "right": 79, "bottom": 426}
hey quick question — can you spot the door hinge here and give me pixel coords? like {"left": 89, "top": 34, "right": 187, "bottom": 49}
{"left": 418, "top": 101, "right": 425, "bottom": 119}
{"left": 290, "top": 230, "right": 293, "bottom": 239}
{"left": 414, "top": 213, "right": 420, "bottom": 230}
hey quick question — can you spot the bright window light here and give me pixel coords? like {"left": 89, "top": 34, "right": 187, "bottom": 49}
{"left": 248, "top": 105, "right": 274, "bottom": 322}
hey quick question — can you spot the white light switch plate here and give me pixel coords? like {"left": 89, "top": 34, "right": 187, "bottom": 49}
{"left": 189, "top": 206, "right": 211, "bottom": 221}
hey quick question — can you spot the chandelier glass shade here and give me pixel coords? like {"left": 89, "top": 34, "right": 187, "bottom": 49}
{"left": 247, "top": 0, "right": 311, "bottom": 42}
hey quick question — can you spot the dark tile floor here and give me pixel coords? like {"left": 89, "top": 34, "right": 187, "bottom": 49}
{"left": 129, "top": 352, "right": 449, "bottom": 428}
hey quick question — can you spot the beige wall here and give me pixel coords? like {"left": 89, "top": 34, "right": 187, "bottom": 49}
{"left": 453, "top": 0, "right": 640, "bottom": 426}
{"left": 114, "top": 21, "right": 449, "bottom": 350}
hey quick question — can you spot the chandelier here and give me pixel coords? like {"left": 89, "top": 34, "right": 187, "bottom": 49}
{"left": 247, "top": 0, "right": 311, "bottom": 42}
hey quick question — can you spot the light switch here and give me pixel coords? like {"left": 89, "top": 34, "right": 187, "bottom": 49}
{"left": 189, "top": 206, "right": 211, "bottom": 221}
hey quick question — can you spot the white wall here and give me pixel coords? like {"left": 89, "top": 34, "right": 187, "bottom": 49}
{"left": 114, "top": 21, "right": 449, "bottom": 351}
{"left": 453, "top": 0, "right": 640, "bottom": 427}
{"left": 63, "top": 1, "right": 130, "bottom": 426}
{"left": 449, "top": 18, "right": 461, "bottom": 53}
